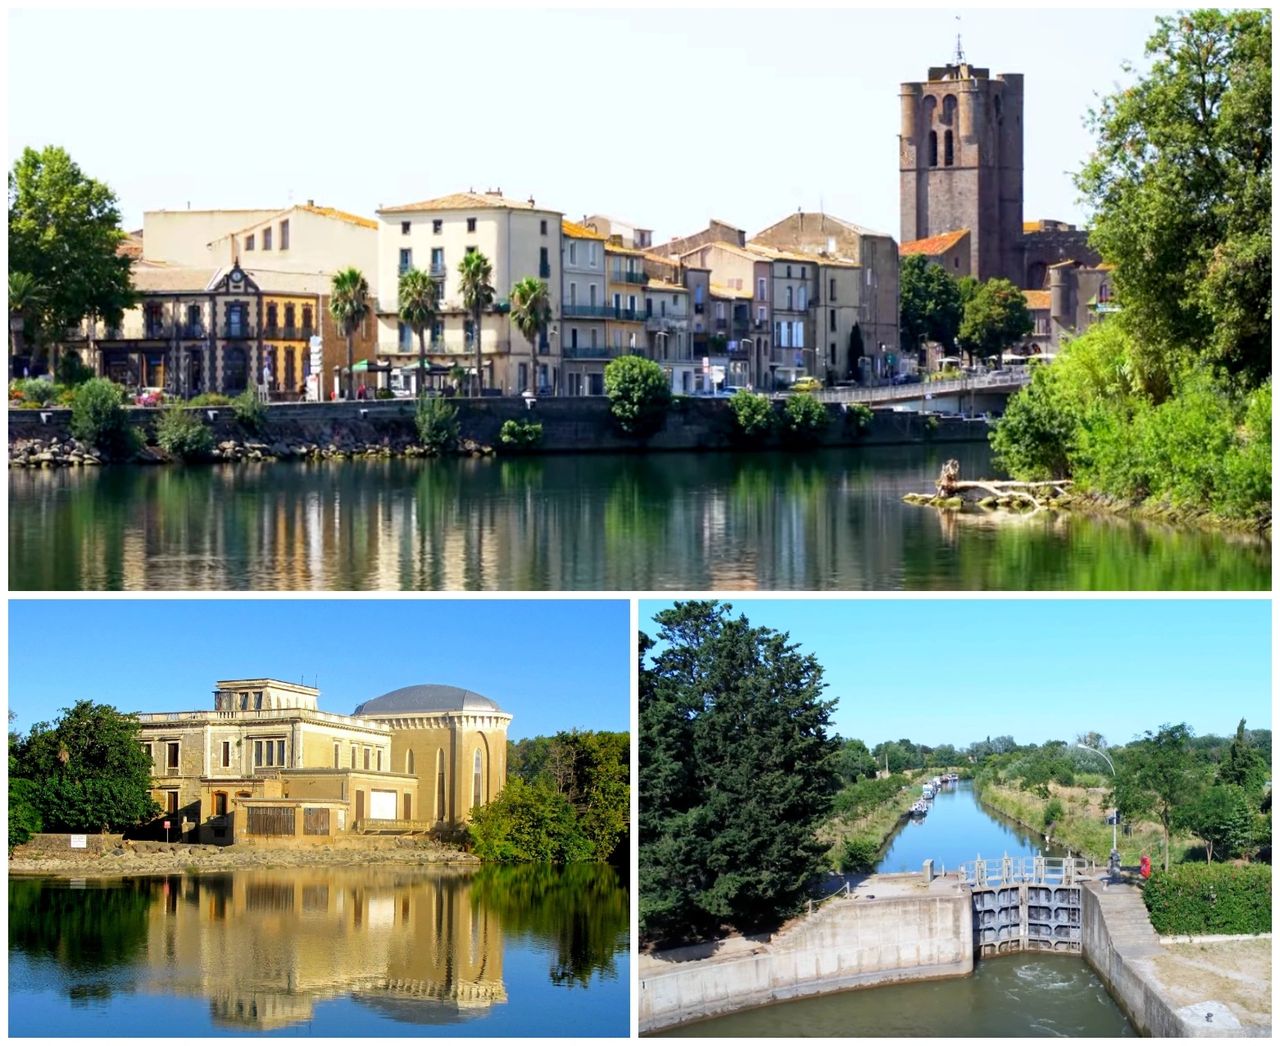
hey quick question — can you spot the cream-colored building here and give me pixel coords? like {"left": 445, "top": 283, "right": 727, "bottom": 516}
{"left": 604, "top": 240, "right": 647, "bottom": 358}
{"left": 374, "top": 191, "right": 564, "bottom": 394}
{"left": 560, "top": 219, "right": 611, "bottom": 395}
{"left": 134, "top": 678, "right": 511, "bottom": 845}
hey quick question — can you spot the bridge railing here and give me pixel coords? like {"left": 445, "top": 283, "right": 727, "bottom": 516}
{"left": 956, "top": 854, "right": 1095, "bottom": 887}
{"left": 810, "top": 368, "right": 1031, "bottom": 405}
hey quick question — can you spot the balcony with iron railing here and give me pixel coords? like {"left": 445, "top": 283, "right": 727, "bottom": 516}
{"left": 562, "top": 343, "right": 626, "bottom": 360}
{"left": 563, "top": 303, "right": 613, "bottom": 319}
{"left": 429, "top": 263, "right": 448, "bottom": 277}
{"left": 261, "top": 325, "right": 315, "bottom": 341}
{"left": 610, "top": 270, "right": 647, "bottom": 285}
{"left": 431, "top": 337, "right": 512, "bottom": 355}
{"left": 222, "top": 322, "right": 256, "bottom": 340}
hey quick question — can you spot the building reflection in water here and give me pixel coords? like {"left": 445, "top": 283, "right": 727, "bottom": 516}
{"left": 140, "top": 868, "right": 504, "bottom": 1031}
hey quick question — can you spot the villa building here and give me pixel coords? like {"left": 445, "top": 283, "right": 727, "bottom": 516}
{"left": 373, "top": 190, "right": 564, "bottom": 395}
{"left": 134, "top": 678, "right": 511, "bottom": 846}
{"left": 560, "top": 219, "right": 611, "bottom": 395}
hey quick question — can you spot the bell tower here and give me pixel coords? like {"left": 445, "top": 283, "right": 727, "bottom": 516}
{"left": 899, "top": 60, "right": 1024, "bottom": 283}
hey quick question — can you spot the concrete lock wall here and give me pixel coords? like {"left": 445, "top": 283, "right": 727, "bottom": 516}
{"left": 9, "top": 399, "right": 988, "bottom": 455}
{"left": 639, "top": 891, "right": 972, "bottom": 1034}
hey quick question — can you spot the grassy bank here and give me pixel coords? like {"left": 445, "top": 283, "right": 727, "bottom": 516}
{"left": 974, "top": 779, "right": 1195, "bottom": 866}
{"left": 820, "top": 768, "right": 966, "bottom": 871}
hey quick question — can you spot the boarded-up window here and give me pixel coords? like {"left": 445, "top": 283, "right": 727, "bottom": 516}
{"left": 303, "top": 808, "right": 331, "bottom": 835}
{"left": 246, "top": 806, "right": 294, "bottom": 836}
{"left": 369, "top": 790, "right": 397, "bottom": 820}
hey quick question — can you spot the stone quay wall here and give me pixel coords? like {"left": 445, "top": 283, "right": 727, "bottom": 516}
{"left": 638, "top": 881, "right": 972, "bottom": 1034}
{"left": 9, "top": 397, "right": 988, "bottom": 461}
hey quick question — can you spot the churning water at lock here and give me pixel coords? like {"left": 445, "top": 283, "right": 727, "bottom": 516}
{"left": 662, "top": 782, "right": 1136, "bottom": 1037}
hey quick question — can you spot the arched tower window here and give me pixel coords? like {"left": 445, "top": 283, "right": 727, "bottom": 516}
{"left": 472, "top": 749, "right": 483, "bottom": 811}
{"left": 928, "top": 131, "right": 938, "bottom": 167}
{"left": 942, "top": 94, "right": 957, "bottom": 125}
{"left": 944, "top": 131, "right": 954, "bottom": 167}
{"left": 406, "top": 749, "right": 415, "bottom": 775}
{"left": 435, "top": 749, "right": 446, "bottom": 821}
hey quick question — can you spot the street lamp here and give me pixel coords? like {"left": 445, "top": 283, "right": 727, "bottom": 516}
{"left": 1077, "top": 742, "right": 1120, "bottom": 878}
{"left": 739, "top": 337, "right": 755, "bottom": 389}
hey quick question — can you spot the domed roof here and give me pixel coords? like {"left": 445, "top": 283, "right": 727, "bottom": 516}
{"left": 353, "top": 684, "right": 503, "bottom": 717}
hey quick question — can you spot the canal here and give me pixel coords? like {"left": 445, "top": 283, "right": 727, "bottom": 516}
{"left": 662, "top": 781, "right": 1136, "bottom": 1037}
{"left": 9, "top": 443, "right": 1269, "bottom": 590}
{"left": 8, "top": 863, "right": 629, "bottom": 1037}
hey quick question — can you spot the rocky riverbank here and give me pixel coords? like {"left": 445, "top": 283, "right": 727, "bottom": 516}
{"left": 8, "top": 433, "right": 498, "bottom": 467}
{"left": 9, "top": 836, "right": 481, "bottom": 878}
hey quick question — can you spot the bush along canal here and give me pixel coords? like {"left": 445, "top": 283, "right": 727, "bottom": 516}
{"left": 641, "top": 781, "right": 1265, "bottom": 1036}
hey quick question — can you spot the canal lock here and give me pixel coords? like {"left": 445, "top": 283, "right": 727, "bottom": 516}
{"left": 957, "top": 855, "right": 1085, "bottom": 959}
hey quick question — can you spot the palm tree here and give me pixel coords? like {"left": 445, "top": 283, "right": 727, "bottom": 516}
{"left": 329, "top": 268, "right": 370, "bottom": 400}
{"left": 457, "top": 250, "right": 494, "bottom": 397}
{"left": 509, "top": 276, "right": 553, "bottom": 396}
{"left": 398, "top": 268, "right": 438, "bottom": 397}
{"left": 8, "top": 271, "right": 43, "bottom": 376}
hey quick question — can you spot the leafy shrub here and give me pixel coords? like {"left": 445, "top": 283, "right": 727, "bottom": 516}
{"left": 839, "top": 836, "right": 881, "bottom": 872}
{"left": 187, "top": 393, "right": 234, "bottom": 407}
{"left": 604, "top": 355, "right": 671, "bottom": 436}
{"left": 846, "top": 403, "right": 874, "bottom": 436}
{"left": 1143, "top": 863, "right": 1271, "bottom": 936}
{"left": 782, "top": 393, "right": 829, "bottom": 444}
{"left": 499, "top": 418, "right": 543, "bottom": 450}
{"left": 831, "top": 774, "right": 908, "bottom": 819}
{"left": 55, "top": 350, "right": 94, "bottom": 387}
{"left": 1043, "top": 797, "right": 1065, "bottom": 828}
{"left": 415, "top": 394, "right": 459, "bottom": 454}
{"left": 8, "top": 777, "right": 42, "bottom": 853}
{"left": 374, "top": 387, "right": 393, "bottom": 400}
{"left": 154, "top": 406, "right": 214, "bottom": 461}
{"left": 14, "top": 378, "right": 56, "bottom": 407}
{"left": 729, "top": 389, "right": 774, "bottom": 441}
{"left": 231, "top": 389, "right": 265, "bottom": 433}
{"left": 466, "top": 777, "right": 593, "bottom": 862}
{"left": 69, "top": 377, "right": 137, "bottom": 456}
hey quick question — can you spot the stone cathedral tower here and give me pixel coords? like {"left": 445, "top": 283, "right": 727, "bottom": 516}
{"left": 899, "top": 61, "right": 1025, "bottom": 284}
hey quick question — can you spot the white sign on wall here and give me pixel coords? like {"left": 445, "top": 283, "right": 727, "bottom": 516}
{"left": 69, "top": 834, "right": 87, "bottom": 849}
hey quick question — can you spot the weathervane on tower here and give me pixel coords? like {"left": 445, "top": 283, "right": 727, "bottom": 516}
{"left": 954, "top": 14, "right": 966, "bottom": 66}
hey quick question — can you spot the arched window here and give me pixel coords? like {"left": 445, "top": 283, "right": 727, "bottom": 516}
{"left": 436, "top": 749, "right": 446, "bottom": 821}
{"left": 994, "top": 94, "right": 1003, "bottom": 122}
{"left": 942, "top": 94, "right": 957, "bottom": 125}
{"left": 472, "top": 749, "right": 483, "bottom": 811}
{"left": 406, "top": 749, "right": 415, "bottom": 775}
{"left": 928, "top": 131, "right": 938, "bottom": 167}
{"left": 944, "top": 131, "right": 954, "bottom": 167}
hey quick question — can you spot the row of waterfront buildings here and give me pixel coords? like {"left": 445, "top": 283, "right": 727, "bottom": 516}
{"left": 44, "top": 58, "right": 1113, "bottom": 399}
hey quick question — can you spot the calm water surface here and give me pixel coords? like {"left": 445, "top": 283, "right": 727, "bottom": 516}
{"left": 662, "top": 783, "right": 1134, "bottom": 1037}
{"left": 9, "top": 864, "right": 628, "bottom": 1037}
{"left": 9, "top": 444, "right": 1269, "bottom": 590}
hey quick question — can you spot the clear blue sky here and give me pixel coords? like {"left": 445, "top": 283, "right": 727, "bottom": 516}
{"left": 9, "top": 7, "right": 1175, "bottom": 241}
{"left": 641, "top": 599, "right": 1272, "bottom": 748}
{"left": 8, "top": 599, "right": 630, "bottom": 740}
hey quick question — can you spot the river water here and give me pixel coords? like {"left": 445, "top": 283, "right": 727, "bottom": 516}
{"left": 664, "top": 782, "right": 1136, "bottom": 1037}
{"left": 9, "top": 443, "right": 1269, "bottom": 590}
{"left": 8, "top": 864, "right": 629, "bottom": 1037}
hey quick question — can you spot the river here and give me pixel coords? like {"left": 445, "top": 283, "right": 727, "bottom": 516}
{"left": 8, "top": 863, "right": 629, "bottom": 1037}
{"left": 9, "top": 444, "right": 1269, "bottom": 590}
{"left": 662, "top": 781, "right": 1136, "bottom": 1037}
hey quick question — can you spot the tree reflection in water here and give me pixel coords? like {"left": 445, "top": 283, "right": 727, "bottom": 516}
{"left": 471, "top": 863, "right": 629, "bottom": 988}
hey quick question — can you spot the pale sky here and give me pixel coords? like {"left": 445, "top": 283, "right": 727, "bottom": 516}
{"left": 8, "top": 5, "right": 1177, "bottom": 242}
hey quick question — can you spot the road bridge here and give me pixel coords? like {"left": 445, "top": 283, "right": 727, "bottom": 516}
{"left": 810, "top": 368, "right": 1032, "bottom": 413}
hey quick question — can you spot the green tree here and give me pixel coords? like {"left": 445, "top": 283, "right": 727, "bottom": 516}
{"left": 1217, "top": 718, "right": 1269, "bottom": 798}
{"left": 458, "top": 249, "right": 495, "bottom": 397}
{"left": 957, "top": 278, "right": 1032, "bottom": 367}
{"left": 328, "top": 267, "right": 370, "bottom": 401}
{"left": 69, "top": 377, "right": 135, "bottom": 457}
{"left": 639, "top": 601, "right": 840, "bottom": 943}
{"left": 781, "top": 392, "right": 829, "bottom": 444}
{"left": 154, "top": 405, "right": 214, "bottom": 461}
{"left": 604, "top": 355, "right": 671, "bottom": 437}
{"left": 834, "top": 738, "right": 879, "bottom": 784}
{"left": 9, "top": 713, "right": 41, "bottom": 852}
{"left": 509, "top": 276, "right": 553, "bottom": 396}
{"left": 1113, "top": 723, "right": 1203, "bottom": 872}
{"left": 414, "top": 394, "right": 459, "bottom": 454}
{"left": 899, "top": 254, "right": 964, "bottom": 362}
{"left": 8, "top": 146, "right": 137, "bottom": 367}
{"left": 1076, "top": 10, "right": 1271, "bottom": 390}
{"left": 468, "top": 777, "right": 591, "bottom": 862}
{"left": 989, "top": 361, "right": 1077, "bottom": 478}
{"left": 12, "top": 701, "right": 159, "bottom": 833}
{"left": 729, "top": 389, "right": 774, "bottom": 442}
{"left": 8, "top": 270, "right": 44, "bottom": 367}
{"left": 1180, "top": 783, "right": 1255, "bottom": 863}
{"left": 398, "top": 267, "right": 438, "bottom": 396}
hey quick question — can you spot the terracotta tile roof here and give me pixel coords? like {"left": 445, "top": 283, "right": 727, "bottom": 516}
{"left": 1047, "top": 259, "right": 1078, "bottom": 269}
{"left": 680, "top": 240, "right": 771, "bottom": 263}
{"left": 298, "top": 204, "right": 377, "bottom": 230}
{"left": 605, "top": 242, "right": 648, "bottom": 257}
{"left": 378, "top": 191, "right": 555, "bottom": 215}
{"left": 646, "top": 279, "right": 687, "bottom": 293}
{"left": 562, "top": 219, "right": 606, "bottom": 241}
{"left": 1023, "top": 290, "right": 1051, "bottom": 310}
{"left": 899, "top": 228, "right": 969, "bottom": 256}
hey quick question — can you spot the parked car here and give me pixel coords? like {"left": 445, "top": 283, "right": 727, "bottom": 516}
{"left": 790, "top": 376, "right": 823, "bottom": 393}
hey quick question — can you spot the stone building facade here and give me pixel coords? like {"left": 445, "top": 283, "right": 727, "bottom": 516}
{"left": 134, "top": 678, "right": 510, "bottom": 845}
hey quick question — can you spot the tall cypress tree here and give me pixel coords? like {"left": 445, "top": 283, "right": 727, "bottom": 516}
{"left": 640, "top": 602, "right": 839, "bottom": 944}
